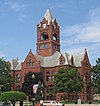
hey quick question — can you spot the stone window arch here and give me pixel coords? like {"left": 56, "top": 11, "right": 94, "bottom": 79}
{"left": 53, "top": 33, "right": 57, "bottom": 41}
{"left": 40, "top": 32, "right": 49, "bottom": 40}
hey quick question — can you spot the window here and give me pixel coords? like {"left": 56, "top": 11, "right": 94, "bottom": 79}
{"left": 46, "top": 76, "right": 49, "bottom": 81}
{"left": 52, "top": 71, "right": 56, "bottom": 74}
{"left": 40, "top": 32, "right": 49, "bottom": 40}
{"left": 26, "top": 60, "right": 34, "bottom": 67}
{"left": 46, "top": 71, "right": 50, "bottom": 75}
{"left": 45, "top": 44, "right": 49, "bottom": 48}
{"left": 29, "top": 59, "right": 34, "bottom": 67}
{"left": 16, "top": 74, "right": 21, "bottom": 83}
{"left": 85, "top": 60, "right": 89, "bottom": 67}
{"left": 46, "top": 85, "right": 54, "bottom": 93}
{"left": 53, "top": 44, "right": 57, "bottom": 49}
{"left": 59, "top": 59, "right": 65, "bottom": 65}
{"left": 46, "top": 71, "right": 50, "bottom": 81}
{"left": 51, "top": 76, "right": 54, "bottom": 81}
{"left": 54, "top": 24, "right": 56, "bottom": 29}
{"left": 26, "top": 62, "right": 28, "bottom": 66}
{"left": 53, "top": 33, "right": 57, "bottom": 41}
{"left": 40, "top": 44, "right": 44, "bottom": 49}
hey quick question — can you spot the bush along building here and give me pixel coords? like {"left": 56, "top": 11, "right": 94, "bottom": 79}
{"left": 11, "top": 9, "right": 92, "bottom": 102}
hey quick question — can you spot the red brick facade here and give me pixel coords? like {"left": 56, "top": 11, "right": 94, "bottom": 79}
{"left": 11, "top": 9, "right": 92, "bottom": 102}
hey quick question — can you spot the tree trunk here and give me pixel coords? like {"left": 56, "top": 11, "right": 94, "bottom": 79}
{"left": 67, "top": 93, "right": 70, "bottom": 101}
{"left": 20, "top": 101, "right": 23, "bottom": 106}
{"left": 12, "top": 101, "right": 15, "bottom": 106}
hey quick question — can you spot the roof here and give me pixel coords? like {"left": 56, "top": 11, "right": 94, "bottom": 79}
{"left": 10, "top": 59, "right": 22, "bottom": 70}
{"left": 43, "top": 9, "right": 54, "bottom": 25}
{"left": 73, "top": 54, "right": 83, "bottom": 67}
{"left": 10, "top": 51, "right": 84, "bottom": 70}
{"left": 34, "top": 51, "right": 84, "bottom": 67}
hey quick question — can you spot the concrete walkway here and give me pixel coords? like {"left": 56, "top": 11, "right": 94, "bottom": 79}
{"left": 65, "top": 104, "right": 100, "bottom": 106}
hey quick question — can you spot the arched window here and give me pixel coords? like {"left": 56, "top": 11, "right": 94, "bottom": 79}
{"left": 52, "top": 71, "right": 56, "bottom": 74}
{"left": 46, "top": 85, "right": 54, "bottom": 93}
{"left": 53, "top": 33, "right": 57, "bottom": 41}
{"left": 29, "top": 59, "right": 34, "bottom": 67}
{"left": 46, "top": 71, "right": 50, "bottom": 75}
{"left": 46, "top": 71, "right": 50, "bottom": 81}
{"left": 40, "top": 32, "right": 49, "bottom": 40}
{"left": 16, "top": 74, "right": 21, "bottom": 83}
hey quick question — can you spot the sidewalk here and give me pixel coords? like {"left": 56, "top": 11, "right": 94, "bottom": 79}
{"left": 65, "top": 104, "right": 100, "bottom": 106}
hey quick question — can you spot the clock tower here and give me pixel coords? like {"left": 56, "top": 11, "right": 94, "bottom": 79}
{"left": 36, "top": 9, "right": 60, "bottom": 57}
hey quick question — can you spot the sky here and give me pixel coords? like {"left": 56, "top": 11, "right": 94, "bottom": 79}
{"left": 0, "top": 0, "right": 100, "bottom": 66}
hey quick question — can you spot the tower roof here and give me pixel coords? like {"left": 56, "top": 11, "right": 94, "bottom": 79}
{"left": 43, "top": 9, "right": 53, "bottom": 24}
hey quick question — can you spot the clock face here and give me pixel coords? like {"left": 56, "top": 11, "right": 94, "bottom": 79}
{"left": 42, "top": 24, "right": 46, "bottom": 28}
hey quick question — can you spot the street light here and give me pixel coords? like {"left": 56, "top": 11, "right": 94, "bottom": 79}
{"left": 32, "top": 74, "right": 35, "bottom": 106}
{"left": 32, "top": 74, "right": 39, "bottom": 106}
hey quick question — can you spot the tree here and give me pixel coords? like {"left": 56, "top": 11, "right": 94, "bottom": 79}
{"left": 92, "top": 58, "right": 100, "bottom": 94}
{"left": 35, "top": 81, "right": 44, "bottom": 102}
{"left": 22, "top": 71, "right": 44, "bottom": 101}
{"left": 53, "top": 68, "right": 83, "bottom": 101}
{"left": 0, "top": 91, "right": 26, "bottom": 106}
{"left": 0, "top": 58, "right": 14, "bottom": 92}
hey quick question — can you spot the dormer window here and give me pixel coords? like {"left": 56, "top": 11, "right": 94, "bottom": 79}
{"left": 60, "top": 59, "right": 65, "bottom": 65}
{"left": 59, "top": 55, "right": 65, "bottom": 65}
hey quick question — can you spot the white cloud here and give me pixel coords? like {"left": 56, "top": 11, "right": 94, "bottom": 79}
{"left": 62, "top": 6, "right": 100, "bottom": 42}
{"left": 18, "top": 14, "right": 27, "bottom": 23}
{"left": 4, "top": 1, "right": 26, "bottom": 12}
{"left": 61, "top": 7, "right": 100, "bottom": 65}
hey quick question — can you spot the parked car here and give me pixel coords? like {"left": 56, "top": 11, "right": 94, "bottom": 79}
{"left": 0, "top": 102, "right": 12, "bottom": 106}
{"left": 40, "top": 100, "right": 64, "bottom": 106}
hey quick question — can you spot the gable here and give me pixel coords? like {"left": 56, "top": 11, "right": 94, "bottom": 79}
{"left": 22, "top": 49, "right": 39, "bottom": 67}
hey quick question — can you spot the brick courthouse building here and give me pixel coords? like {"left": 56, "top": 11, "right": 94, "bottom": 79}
{"left": 11, "top": 9, "right": 92, "bottom": 101}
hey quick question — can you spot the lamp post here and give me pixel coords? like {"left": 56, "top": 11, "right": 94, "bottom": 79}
{"left": 32, "top": 74, "right": 35, "bottom": 106}
{"left": 32, "top": 74, "right": 39, "bottom": 106}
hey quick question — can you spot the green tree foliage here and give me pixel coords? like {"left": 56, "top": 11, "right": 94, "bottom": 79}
{"left": 22, "top": 72, "right": 44, "bottom": 101}
{"left": 53, "top": 68, "right": 83, "bottom": 101}
{"left": 0, "top": 91, "right": 26, "bottom": 106}
{"left": 0, "top": 58, "right": 14, "bottom": 92}
{"left": 35, "top": 81, "right": 44, "bottom": 102}
{"left": 92, "top": 58, "right": 100, "bottom": 94}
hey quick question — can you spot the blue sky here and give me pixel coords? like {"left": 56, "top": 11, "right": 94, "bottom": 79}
{"left": 0, "top": 0, "right": 100, "bottom": 65}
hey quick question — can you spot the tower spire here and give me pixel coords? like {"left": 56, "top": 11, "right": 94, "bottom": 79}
{"left": 37, "top": 9, "right": 60, "bottom": 57}
{"left": 43, "top": 9, "right": 53, "bottom": 24}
